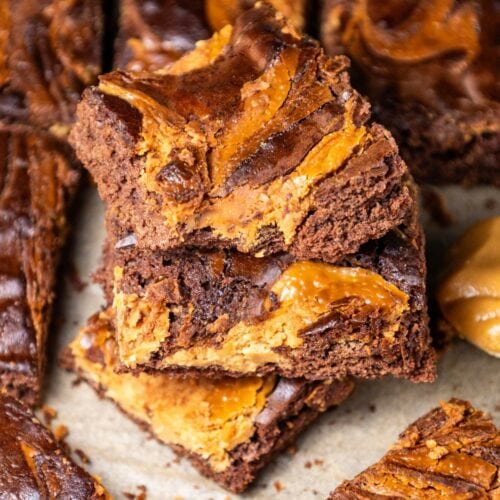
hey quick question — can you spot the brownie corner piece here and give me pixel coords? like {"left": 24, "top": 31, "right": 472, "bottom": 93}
{"left": 71, "top": 0, "right": 414, "bottom": 259}
{"left": 0, "top": 125, "right": 80, "bottom": 405}
{"left": 0, "top": 392, "right": 107, "bottom": 498}
{"left": 320, "top": 0, "right": 500, "bottom": 186}
{"left": 330, "top": 399, "right": 500, "bottom": 498}
{"left": 61, "top": 309, "right": 354, "bottom": 493}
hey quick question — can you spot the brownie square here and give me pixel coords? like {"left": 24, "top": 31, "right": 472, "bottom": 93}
{"left": 330, "top": 399, "right": 500, "bottom": 498}
{"left": 102, "top": 212, "right": 435, "bottom": 382}
{"left": 321, "top": 0, "right": 500, "bottom": 186}
{"left": 72, "top": 3, "right": 414, "bottom": 255}
{"left": 114, "top": 0, "right": 307, "bottom": 71}
{"left": 0, "top": 125, "right": 80, "bottom": 405}
{"left": 0, "top": 0, "right": 102, "bottom": 128}
{"left": 0, "top": 392, "right": 107, "bottom": 498}
{"left": 61, "top": 309, "right": 354, "bottom": 493}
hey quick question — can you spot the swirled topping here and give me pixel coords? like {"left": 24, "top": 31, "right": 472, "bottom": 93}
{"left": 334, "top": 0, "right": 498, "bottom": 109}
{"left": 2, "top": 0, "right": 102, "bottom": 127}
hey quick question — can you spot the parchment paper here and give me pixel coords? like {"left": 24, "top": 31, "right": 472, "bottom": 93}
{"left": 41, "top": 185, "right": 500, "bottom": 500}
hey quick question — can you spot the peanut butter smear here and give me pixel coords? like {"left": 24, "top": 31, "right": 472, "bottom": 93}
{"left": 70, "top": 310, "right": 276, "bottom": 472}
{"left": 438, "top": 217, "right": 500, "bottom": 357}
{"left": 114, "top": 261, "right": 409, "bottom": 372}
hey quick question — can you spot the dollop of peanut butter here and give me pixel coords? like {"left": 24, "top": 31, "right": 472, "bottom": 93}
{"left": 438, "top": 217, "right": 500, "bottom": 357}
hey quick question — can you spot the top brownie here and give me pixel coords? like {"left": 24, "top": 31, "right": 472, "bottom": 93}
{"left": 71, "top": 1, "right": 413, "bottom": 257}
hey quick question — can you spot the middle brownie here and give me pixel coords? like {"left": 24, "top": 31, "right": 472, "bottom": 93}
{"left": 101, "top": 213, "right": 435, "bottom": 382}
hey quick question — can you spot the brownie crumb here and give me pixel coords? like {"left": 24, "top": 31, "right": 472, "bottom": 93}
{"left": 421, "top": 187, "right": 454, "bottom": 227}
{"left": 314, "top": 458, "right": 324, "bottom": 466}
{"left": 369, "top": 404, "right": 376, "bottom": 413}
{"left": 74, "top": 448, "right": 91, "bottom": 465}
{"left": 54, "top": 424, "right": 69, "bottom": 441}
{"left": 67, "top": 260, "right": 88, "bottom": 292}
{"left": 41, "top": 405, "right": 58, "bottom": 425}
{"left": 123, "top": 486, "right": 147, "bottom": 500}
{"left": 304, "top": 461, "right": 312, "bottom": 469}
{"left": 274, "top": 481, "right": 284, "bottom": 492}
{"left": 485, "top": 198, "right": 497, "bottom": 210}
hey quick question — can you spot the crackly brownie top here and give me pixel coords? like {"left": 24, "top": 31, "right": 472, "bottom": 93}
{"left": 0, "top": 0, "right": 102, "bottom": 128}
{"left": 67, "top": 309, "right": 353, "bottom": 473}
{"left": 115, "top": 0, "right": 307, "bottom": 71}
{"left": 0, "top": 126, "right": 79, "bottom": 396}
{"left": 331, "top": 399, "right": 500, "bottom": 498}
{"left": 74, "top": 2, "right": 408, "bottom": 253}
{"left": 0, "top": 393, "right": 106, "bottom": 498}
{"left": 323, "top": 0, "right": 499, "bottom": 113}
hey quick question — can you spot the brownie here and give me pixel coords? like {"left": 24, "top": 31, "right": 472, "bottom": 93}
{"left": 321, "top": 0, "right": 500, "bottom": 186}
{"left": 71, "top": 2, "right": 414, "bottom": 255}
{"left": 114, "top": 0, "right": 307, "bottom": 71}
{"left": 102, "top": 208, "right": 435, "bottom": 382}
{"left": 0, "top": 392, "right": 107, "bottom": 498}
{"left": 0, "top": 125, "right": 80, "bottom": 405}
{"left": 330, "top": 399, "right": 500, "bottom": 498}
{"left": 60, "top": 309, "right": 354, "bottom": 493}
{"left": 0, "top": 0, "right": 103, "bottom": 129}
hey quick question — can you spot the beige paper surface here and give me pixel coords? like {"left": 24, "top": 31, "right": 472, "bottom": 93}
{"left": 42, "top": 185, "right": 500, "bottom": 499}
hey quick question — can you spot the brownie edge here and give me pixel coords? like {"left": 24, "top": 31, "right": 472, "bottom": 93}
{"left": 61, "top": 309, "right": 354, "bottom": 493}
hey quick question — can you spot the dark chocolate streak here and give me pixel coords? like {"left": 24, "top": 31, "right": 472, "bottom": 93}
{"left": 0, "top": 393, "right": 102, "bottom": 498}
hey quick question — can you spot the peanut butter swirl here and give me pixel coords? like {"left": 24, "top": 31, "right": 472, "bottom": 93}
{"left": 330, "top": 0, "right": 499, "bottom": 110}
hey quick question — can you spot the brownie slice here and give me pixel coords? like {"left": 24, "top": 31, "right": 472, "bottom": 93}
{"left": 114, "top": 0, "right": 307, "bottom": 71}
{"left": 0, "top": 392, "right": 107, "bottom": 498}
{"left": 0, "top": 125, "right": 80, "bottom": 405}
{"left": 71, "top": 2, "right": 414, "bottom": 256}
{"left": 330, "top": 399, "right": 500, "bottom": 498}
{"left": 61, "top": 309, "right": 354, "bottom": 493}
{"left": 102, "top": 208, "right": 435, "bottom": 382}
{"left": 321, "top": 0, "right": 500, "bottom": 186}
{"left": 0, "top": 0, "right": 102, "bottom": 128}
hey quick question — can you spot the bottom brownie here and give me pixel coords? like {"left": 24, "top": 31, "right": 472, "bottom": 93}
{"left": 0, "top": 392, "right": 107, "bottom": 498}
{"left": 330, "top": 399, "right": 500, "bottom": 498}
{"left": 61, "top": 309, "right": 354, "bottom": 493}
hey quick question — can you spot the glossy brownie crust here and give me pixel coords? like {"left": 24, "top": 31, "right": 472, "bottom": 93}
{"left": 0, "top": 393, "right": 106, "bottom": 498}
{"left": 0, "top": 125, "right": 80, "bottom": 405}
{"left": 61, "top": 312, "right": 354, "bottom": 493}
{"left": 330, "top": 399, "right": 500, "bottom": 498}
{"left": 321, "top": 0, "right": 500, "bottom": 186}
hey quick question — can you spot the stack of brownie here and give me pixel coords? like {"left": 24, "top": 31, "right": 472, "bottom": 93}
{"left": 62, "top": 2, "right": 438, "bottom": 491}
{"left": 0, "top": 0, "right": 103, "bottom": 405}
